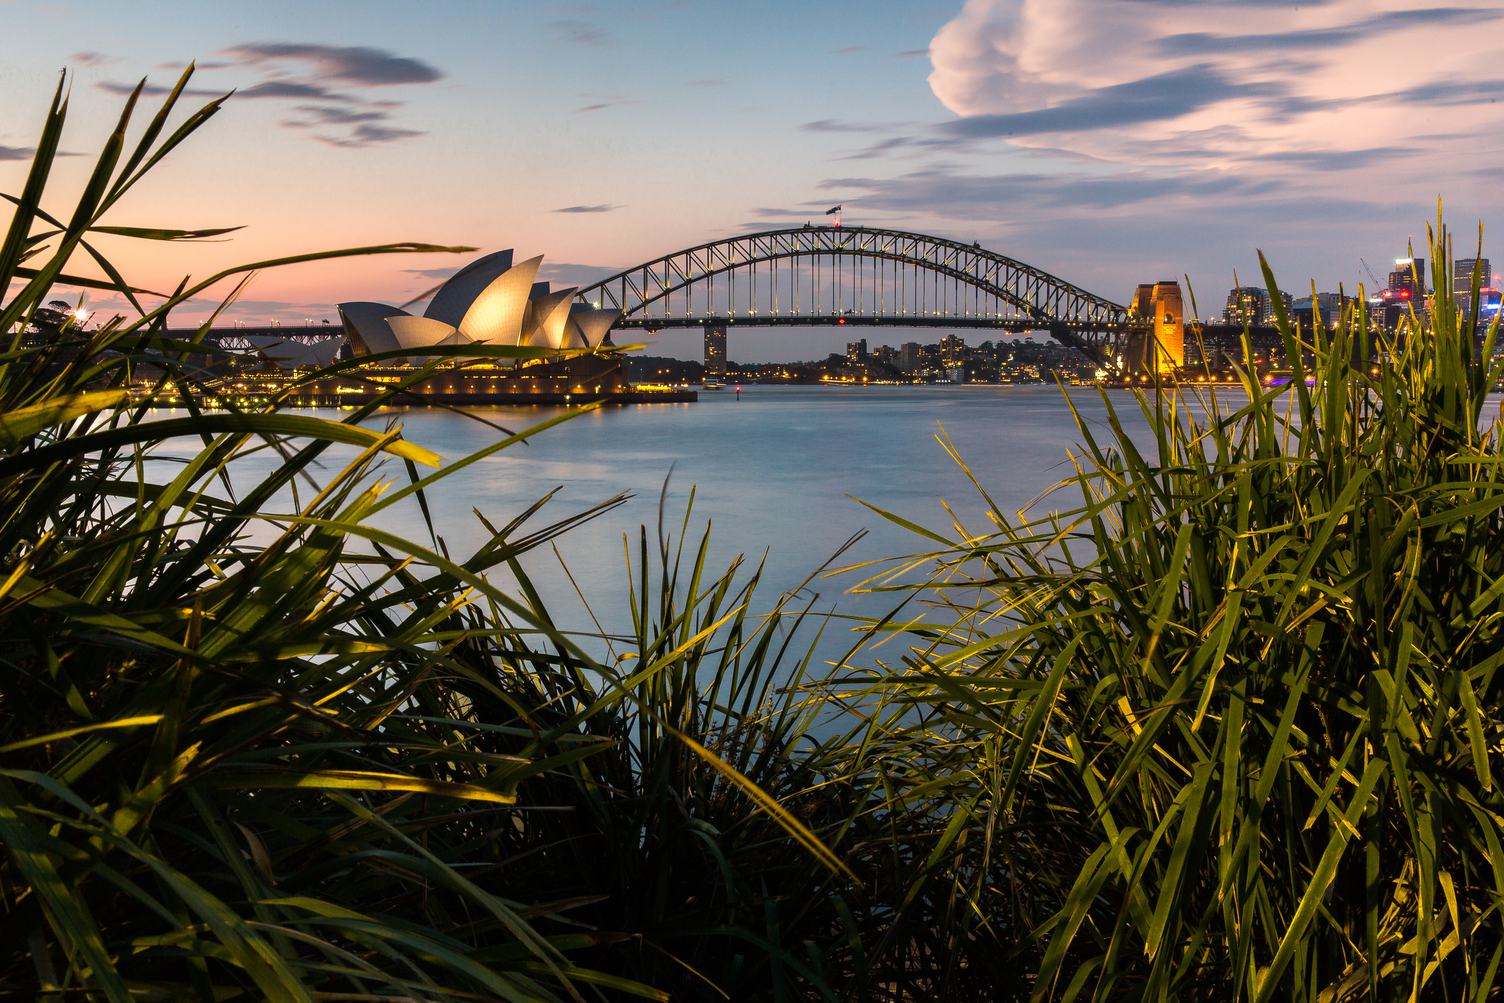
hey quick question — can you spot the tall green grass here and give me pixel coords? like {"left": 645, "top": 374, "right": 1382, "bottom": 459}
{"left": 0, "top": 68, "right": 882, "bottom": 1001}
{"left": 0, "top": 67, "right": 621, "bottom": 1001}
{"left": 849, "top": 214, "right": 1504, "bottom": 1000}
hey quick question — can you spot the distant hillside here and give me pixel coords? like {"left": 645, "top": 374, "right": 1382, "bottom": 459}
{"left": 622, "top": 355, "right": 703, "bottom": 382}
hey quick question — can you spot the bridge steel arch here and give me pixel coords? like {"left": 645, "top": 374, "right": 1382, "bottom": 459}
{"left": 574, "top": 225, "right": 1141, "bottom": 356}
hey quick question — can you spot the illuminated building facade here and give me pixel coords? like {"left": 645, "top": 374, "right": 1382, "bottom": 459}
{"left": 704, "top": 323, "right": 727, "bottom": 378}
{"left": 846, "top": 338, "right": 868, "bottom": 362}
{"left": 1130, "top": 281, "right": 1185, "bottom": 373}
{"left": 166, "top": 250, "right": 698, "bottom": 405}
{"left": 939, "top": 334, "right": 965, "bottom": 368}
{"left": 290, "top": 354, "right": 632, "bottom": 403}
{"left": 336, "top": 249, "right": 620, "bottom": 361}
{"left": 1454, "top": 257, "right": 1501, "bottom": 323}
{"left": 1386, "top": 257, "right": 1426, "bottom": 303}
{"left": 1224, "top": 286, "right": 1291, "bottom": 326}
{"left": 1456, "top": 257, "right": 1492, "bottom": 296}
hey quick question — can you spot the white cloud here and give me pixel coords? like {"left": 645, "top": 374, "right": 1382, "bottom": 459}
{"left": 927, "top": 0, "right": 1504, "bottom": 177}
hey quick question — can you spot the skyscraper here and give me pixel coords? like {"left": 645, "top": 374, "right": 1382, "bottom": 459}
{"left": 1292, "top": 292, "right": 1344, "bottom": 329}
{"left": 940, "top": 334, "right": 965, "bottom": 368}
{"left": 704, "top": 323, "right": 727, "bottom": 379}
{"left": 1225, "top": 287, "right": 1267, "bottom": 325}
{"left": 1387, "top": 257, "right": 1426, "bottom": 302}
{"left": 1456, "top": 257, "right": 1492, "bottom": 296}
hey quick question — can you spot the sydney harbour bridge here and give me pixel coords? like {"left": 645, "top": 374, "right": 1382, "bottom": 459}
{"left": 206, "top": 224, "right": 1191, "bottom": 373}
{"left": 570, "top": 224, "right": 1181, "bottom": 371}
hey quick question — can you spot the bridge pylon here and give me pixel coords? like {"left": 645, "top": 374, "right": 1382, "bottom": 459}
{"left": 1127, "top": 281, "right": 1185, "bottom": 374}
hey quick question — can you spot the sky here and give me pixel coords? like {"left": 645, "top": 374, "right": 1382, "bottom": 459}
{"left": 2, "top": 0, "right": 1502, "bottom": 361}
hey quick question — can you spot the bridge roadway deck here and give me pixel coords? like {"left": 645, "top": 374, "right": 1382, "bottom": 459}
{"left": 620, "top": 314, "right": 1137, "bottom": 333}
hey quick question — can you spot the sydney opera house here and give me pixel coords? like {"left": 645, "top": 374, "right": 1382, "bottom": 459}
{"left": 337, "top": 249, "right": 621, "bottom": 362}
{"left": 203, "top": 250, "right": 691, "bottom": 404}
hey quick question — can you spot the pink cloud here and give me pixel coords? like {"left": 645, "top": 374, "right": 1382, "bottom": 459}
{"left": 927, "top": 0, "right": 1504, "bottom": 180}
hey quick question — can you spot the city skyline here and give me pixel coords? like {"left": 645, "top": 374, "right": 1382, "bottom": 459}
{"left": 3, "top": 0, "right": 1502, "bottom": 361}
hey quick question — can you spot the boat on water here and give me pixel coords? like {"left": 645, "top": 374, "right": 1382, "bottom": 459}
{"left": 703, "top": 380, "right": 724, "bottom": 390}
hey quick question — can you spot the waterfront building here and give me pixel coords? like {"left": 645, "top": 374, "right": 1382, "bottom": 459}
{"left": 704, "top": 323, "right": 728, "bottom": 378}
{"left": 1224, "top": 286, "right": 1291, "bottom": 326}
{"left": 1386, "top": 257, "right": 1426, "bottom": 302}
{"left": 336, "top": 249, "right": 620, "bottom": 361}
{"left": 846, "top": 338, "right": 868, "bottom": 362}
{"left": 1316, "top": 291, "right": 1343, "bottom": 325}
{"left": 1291, "top": 292, "right": 1344, "bottom": 330}
{"left": 1225, "top": 287, "right": 1257, "bottom": 325}
{"left": 898, "top": 342, "right": 921, "bottom": 371}
{"left": 1456, "top": 257, "right": 1492, "bottom": 296}
{"left": 1453, "top": 258, "right": 1502, "bottom": 322}
{"left": 164, "top": 249, "right": 697, "bottom": 406}
{"left": 940, "top": 334, "right": 965, "bottom": 368}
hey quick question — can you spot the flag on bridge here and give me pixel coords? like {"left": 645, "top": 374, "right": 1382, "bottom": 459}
{"left": 826, "top": 204, "right": 842, "bottom": 228}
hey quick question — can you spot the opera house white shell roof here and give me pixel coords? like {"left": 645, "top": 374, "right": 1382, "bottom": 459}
{"left": 337, "top": 250, "right": 618, "bottom": 363}
{"left": 525, "top": 288, "right": 579, "bottom": 351}
{"left": 422, "top": 249, "right": 514, "bottom": 329}
{"left": 568, "top": 307, "right": 621, "bottom": 349}
{"left": 337, "top": 302, "right": 408, "bottom": 357}
{"left": 388, "top": 315, "right": 465, "bottom": 349}
{"left": 457, "top": 255, "right": 542, "bottom": 346}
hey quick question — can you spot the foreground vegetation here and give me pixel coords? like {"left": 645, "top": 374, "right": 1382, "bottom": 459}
{"left": 842, "top": 234, "right": 1504, "bottom": 999}
{"left": 6, "top": 70, "right": 1504, "bottom": 1001}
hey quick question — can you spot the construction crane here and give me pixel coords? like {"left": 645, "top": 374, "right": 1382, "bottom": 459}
{"left": 1359, "top": 258, "right": 1384, "bottom": 295}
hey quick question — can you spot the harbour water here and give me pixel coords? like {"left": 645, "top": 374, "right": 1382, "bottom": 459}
{"left": 189, "top": 385, "right": 1164, "bottom": 662}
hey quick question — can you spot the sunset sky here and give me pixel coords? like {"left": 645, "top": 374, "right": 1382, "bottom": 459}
{"left": 4, "top": 0, "right": 1502, "bottom": 360}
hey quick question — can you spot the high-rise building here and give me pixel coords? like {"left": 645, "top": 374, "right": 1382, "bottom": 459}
{"left": 1456, "top": 257, "right": 1492, "bottom": 296}
{"left": 846, "top": 338, "right": 868, "bottom": 363}
{"left": 703, "top": 323, "right": 727, "bottom": 379}
{"left": 1225, "top": 286, "right": 1280, "bottom": 326}
{"left": 1292, "top": 292, "right": 1344, "bottom": 329}
{"left": 898, "top": 342, "right": 921, "bottom": 371}
{"left": 940, "top": 334, "right": 965, "bottom": 368}
{"left": 1386, "top": 257, "right": 1426, "bottom": 303}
